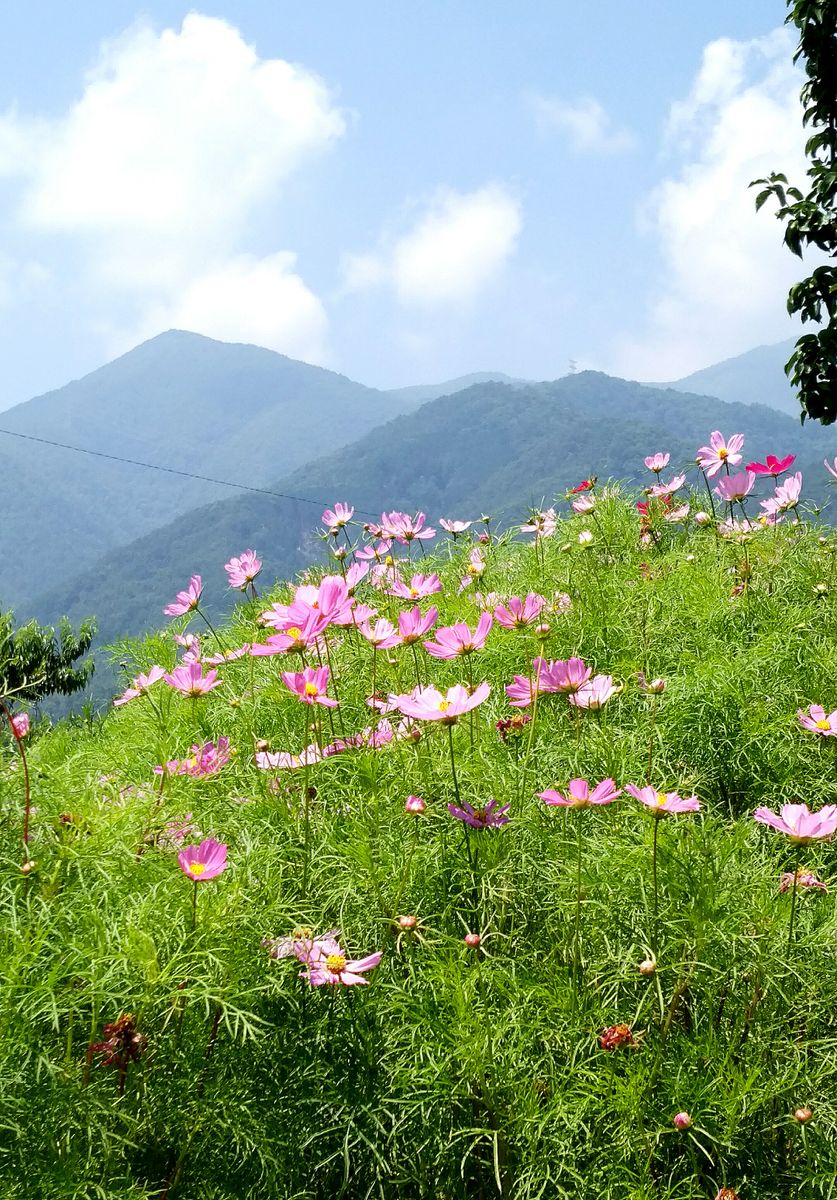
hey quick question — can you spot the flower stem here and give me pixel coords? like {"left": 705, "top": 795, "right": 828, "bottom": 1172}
{"left": 651, "top": 818, "right": 660, "bottom": 951}
{"left": 573, "top": 811, "right": 584, "bottom": 978}
{"left": 191, "top": 880, "right": 198, "bottom": 935}
{"left": 0, "top": 699, "right": 32, "bottom": 853}
{"left": 788, "top": 854, "right": 801, "bottom": 950}
{"left": 447, "top": 724, "right": 461, "bottom": 807}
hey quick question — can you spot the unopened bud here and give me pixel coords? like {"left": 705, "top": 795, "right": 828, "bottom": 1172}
{"left": 398, "top": 915, "right": 417, "bottom": 931}
{"left": 255, "top": 739, "right": 269, "bottom": 753}
{"left": 404, "top": 794, "right": 426, "bottom": 815}
{"left": 638, "top": 957, "right": 656, "bottom": 977}
{"left": 535, "top": 623, "right": 551, "bottom": 639}
{"left": 794, "top": 1107, "right": 813, "bottom": 1123}
{"left": 20, "top": 859, "right": 36, "bottom": 875}
{"left": 673, "top": 1111, "right": 692, "bottom": 1130}
{"left": 464, "top": 932, "right": 481, "bottom": 948}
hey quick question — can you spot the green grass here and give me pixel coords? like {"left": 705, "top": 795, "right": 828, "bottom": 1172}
{"left": 2, "top": 489, "right": 837, "bottom": 1198}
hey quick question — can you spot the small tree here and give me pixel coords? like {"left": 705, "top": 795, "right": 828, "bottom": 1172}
{"left": 752, "top": 0, "right": 837, "bottom": 424}
{"left": 0, "top": 609, "right": 95, "bottom": 706}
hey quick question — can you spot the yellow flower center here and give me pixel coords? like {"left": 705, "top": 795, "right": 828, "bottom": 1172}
{"left": 385, "top": 556, "right": 394, "bottom": 566}
{"left": 655, "top": 793, "right": 666, "bottom": 806}
{"left": 326, "top": 953, "right": 346, "bottom": 973}
{"left": 410, "top": 588, "right": 418, "bottom": 596}
{"left": 304, "top": 682, "right": 319, "bottom": 696}
{"left": 286, "top": 627, "right": 302, "bottom": 639}
{"left": 438, "top": 699, "right": 451, "bottom": 712}
{"left": 816, "top": 719, "right": 831, "bottom": 730}
{"left": 292, "top": 926, "right": 312, "bottom": 939}
{"left": 718, "top": 447, "right": 728, "bottom": 459}
{"left": 190, "top": 862, "right": 206, "bottom": 876}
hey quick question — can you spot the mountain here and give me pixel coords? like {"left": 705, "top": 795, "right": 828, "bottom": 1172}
{"left": 655, "top": 339, "right": 798, "bottom": 416}
{"left": 0, "top": 330, "right": 420, "bottom": 610}
{"left": 26, "top": 371, "right": 837, "bottom": 707}
{"left": 386, "top": 371, "right": 527, "bottom": 406}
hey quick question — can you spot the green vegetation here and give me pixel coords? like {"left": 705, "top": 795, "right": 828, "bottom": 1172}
{"left": 3, "top": 476, "right": 837, "bottom": 1198}
{"left": 0, "top": 609, "right": 94, "bottom": 704}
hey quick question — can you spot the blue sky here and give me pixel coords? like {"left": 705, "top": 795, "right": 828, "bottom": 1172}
{"left": 0, "top": 1, "right": 802, "bottom": 408}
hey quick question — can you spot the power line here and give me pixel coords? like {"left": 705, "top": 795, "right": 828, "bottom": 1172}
{"left": 0, "top": 426, "right": 378, "bottom": 517}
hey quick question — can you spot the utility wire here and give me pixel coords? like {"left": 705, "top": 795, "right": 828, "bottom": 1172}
{"left": 0, "top": 426, "right": 379, "bottom": 518}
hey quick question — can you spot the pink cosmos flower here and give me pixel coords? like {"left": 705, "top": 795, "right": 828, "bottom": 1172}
{"left": 798, "top": 704, "right": 837, "bottom": 736}
{"left": 405, "top": 794, "right": 426, "bottom": 814}
{"left": 164, "top": 575, "right": 203, "bottom": 617}
{"left": 398, "top": 606, "right": 438, "bottom": 644}
{"left": 398, "top": 682, "right": 491, "bottom": 724}
{"left": 714, "top": 471, "right": 755, "bottom": 503}
{"left": 536, "top": 656, "right": 591, "bottom": 694}
{"left": 747, "top": 454, "right": 795, "bottom": 476}
{"left": 204, "top": 645, "right": 250, "bottom": 665}
{"left": 505, "top": 674, "right": 537, "bottom": 708}
{"left": 281, "top": 666, "right": 338, "bottom": 707}
{"left": 424, "top": 612, "right": 493, "bottom": 659}
{"left": 439, "top": 518, "right": 472, "bottom": 534}
{"left": 321, "top": 502, "right": 354, "bottom": 532}
{"left": 380, "top": 510, "right": 436, "bottom": 544}
{"left": 302, "top": 935, "right": 382, "bottom": 986}
{"left": 649, "top": 474, "right": 686, "bottom": 497}
{"left": 10, "top": 712, "right": 29, "bottom": 739}
{"left": 644, "top": 453, "right": 670, "bottom": 473}
{"left": 625, "top": 784, "right": 702, "bottom": 816}
{"left": 388, "top": 573, "right": 443, "bottom": 600}
{"left": 256, "top": 744, "right": 325, "bottom": 770}
{"left": 251, "top": 610, "right": 329, "bottom": 656}
{"left": 155, "top": 737, "right": 232, "bottom": 778}
{"left": 459, "top": 548, "right": 487, "bottom": 592}
{"left": 520, "top": 508, "right": 557, "bottom": 539}
{"left": 113, "top": 665, "right": 166, "bottom": 708}
{"left": 360, "top": 617, "right": 402, "bottom": 650}
{"left": 572, "top": 494, "right": 596, "bottom": 514}
{"left": 761, "top": 471, "right": 802, "bottom": 516}
{"left": 163, "top": 662, "right": 221, "bottom": 697}
{"left": 538, "top": 778, "right": 621, "bottom": 807}
{"left": 779, "top": 868, "right": 827, "bottom": 894}
{"left": 494, "top": 593, "right": 547, "bottom": 630}
{"left": 695, "top": 431, "right": 744, "bottom": 477}
{"left": 224, "top": 549, "right": 262, "bottom": 590}
{"left": 345, "top": 562, "right": 369, "bottom": 592}
{"left": 753, "top": 802, "right": 837, "bottom": 843}
{"left": 264, "top": 927, "right": 339, "bottom": 964}
{"left": 664, "top": 504, "right": 690, "bottom": 523}
{"left": 570, "top": 674, "right": 618, "bottom": 709}
{"left": 177, "top": 837, "right": 228, "bottom": 881}
{"left": 355, "top": 539, "right": 392, "bottom": 561}
{"left": 448, "top": 798, "right": 510, "bottom": 828}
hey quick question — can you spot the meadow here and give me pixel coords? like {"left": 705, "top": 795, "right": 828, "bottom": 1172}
{"left": 3, "top": 436, "right": 837, "bottom": 1199}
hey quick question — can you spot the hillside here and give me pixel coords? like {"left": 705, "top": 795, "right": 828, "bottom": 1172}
{"left": 0, "top": 330, "right": 418, "bottom": 609}
{"left": 27, "top": 370, "right": 837, "bottom": 706}
{"left": 387, "top": 370, "right": 527, "bottom": 405}
{"left": 655, "top": 339, "right": 798, "bottom": 416}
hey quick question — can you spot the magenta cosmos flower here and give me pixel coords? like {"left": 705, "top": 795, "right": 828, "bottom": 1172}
{"left": 10, "top": 712, "right": 29, "bottom": 739}
{"left": 569, "top": 675, "right": 619, "bottom": 710}
{"left": 114, "top": 665, "right": 166, "bottom": 707}
{"left": 388, "top": 573, "right": 442, "bottom": 600}
{"left": 644, "top": 452, "right": 670, "bottom": 473}
{"left": 505, "top": 674, "right": 537, "bottom": 707}
{"left": 360, "top": 617, "right": 402, "bottom": 650}
{"left": 163, "top": 662, "right": 221, "bottom": 697}
{"left": 448, "top": 798, "right": 510, "bottom": 828}
{"left": 405, "top": 794, "right": 426, "bottom": 814}
{"left": 302, "top": 935, "right": 382, "bottom": 986}
{"left": 424, "top": 613, "right": 493, "bottom": 659}
{"left": 747, "top": 454, "right": 795, "bottom": 477}
{"left": 380, "top": 510, "right": 436, "bottom": 544}
{"left": 494, "top": 593, "right": 546, "bottom": 629}
{"left": 398, "top": 682, "right": 491, "bottom": 724}
{"left": 695, "top": 431, "right": 744, "bottom": 477}
{"left": 281, "top": 666, "right": 338, "bottom": 707}
{"left": 753, "top": 802, "right": 837, "bottom": 843}
{"left": 625, "top": 784, "right": 702, "bottom": 816}
{"left": 538, "top": 778, "right": 621, "bottom": 807}
{"left": 178, "top": 837, "right": 228, "bottom": 881}
{"left": 322, "top": 502, "right": 354, "bottom": 533}
{"left": 397, "top": 606, "right": 438, "bottom": 644}
{"left": 224, "top": 549, "right": 262, "bottom": 590}
{"left": 538, "top": 657, "right": 592, "bottom": 694}
{"left": 163, "top": 574, "right": 202, "bottom": 617}
{"left": 798, "top": 704, "right": 837, "bottom": 736}
{"left": 715, "top": 471, "right": 755, "bottom": 503}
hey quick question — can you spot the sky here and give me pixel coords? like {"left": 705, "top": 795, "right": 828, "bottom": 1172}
{"left": 0, "top": 0, "right": 808, "bottom": 408}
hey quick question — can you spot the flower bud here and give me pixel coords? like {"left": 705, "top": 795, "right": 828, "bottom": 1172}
{"left": 694, "top": 511, "right": 712, "bottom": 526}
{"left": 715, "top": 1190, "right": 739, "bottom": 1200}
{"left": 398, "top": 915, "right": 418, "bottom": 931}
{"left": 404, "top": 794, "right": 426, "bottom": 815}
{"left": 673, "top": 1111, "right": 692, "bottom": 1130}
{"left": 638, "top": 957, "right": 656, "bottom": 977}
{"left": 794, "top": 1107, "right": 813, "bottom": 1123}
{"left": 464, "top": 932, "right": 481, "bottom": 948}
{"left": 578, "top": 531, "right": 594, "bottom": 546}
{"left": 534, "top": 622, "right": 551, "bottom": 639}
{"left": 20, "top": 859, "right": 36, "bottom": 875}
{"left": 254, "top": 739, "right": 269, "bottom": 753}
{"left": 10, "top": 713, "right": 29, "bottom": 739}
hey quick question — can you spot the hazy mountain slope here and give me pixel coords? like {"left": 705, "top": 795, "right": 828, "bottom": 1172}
{"left": 655, "top": 339, "right": 798, "bottom": 415}
{"left": 27, "top": 370, "right": 837, "bottom": 707}
{"left": 386, "top": 371, "right": 526, "bottom": 406}
{"left": 0, "top": 330, "right": 417, "bottom": 609}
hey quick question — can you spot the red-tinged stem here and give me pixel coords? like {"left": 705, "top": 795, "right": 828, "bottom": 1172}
{"left": 0, "top": 699, "right": 31, "bottom": 851}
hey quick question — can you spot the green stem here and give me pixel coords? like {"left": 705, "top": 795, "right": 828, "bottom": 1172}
{"left": 448, "top": 724, "right": 461, "bottom": 807}
{"left": 652, "top": 818, "right": 660, "bottom": 951}
{"left": 788, "top": 853, "right": 801, "bottom": 950}
{"left": 191, "top": 880, "right": 198, "bottom": 935}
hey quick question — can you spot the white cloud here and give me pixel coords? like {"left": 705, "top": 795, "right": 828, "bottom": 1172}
{"left": 528, "top": 94, "right": 635, "bottom": 153}
{"left": 342, "top": 184, "right": 522, "bottom": 307}
{"left": 612, "top": 28, "right": 808, "bottom": 380}
{"left": 0, "top": 14, "right": 344, "bottom": 358}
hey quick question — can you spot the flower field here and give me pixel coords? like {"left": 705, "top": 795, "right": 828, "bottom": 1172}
{"left": 4, "top": 438, "right": 837, "bottom": 1198}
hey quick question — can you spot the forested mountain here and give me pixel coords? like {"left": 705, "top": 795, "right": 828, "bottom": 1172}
{"left": 27, "top": 370, "right": 837, "bottom": 707}
{"left": 656, "top": 339, "right": 798, "bottom": 416}
{"left": 387, "top": 371, "right": 526, "bottom": 406}
{"left": 0, "top": 330, "right": 419, "bottom": 608}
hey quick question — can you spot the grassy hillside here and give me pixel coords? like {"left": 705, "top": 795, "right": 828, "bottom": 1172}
{"left": 3, "top": 452, "right": 837, "bottom": 1197}
{"left": 0, "top": 330, "right": 416, "bottom": 609}
{"left": 25, "top": 371, "right": 837, "bottom": 706}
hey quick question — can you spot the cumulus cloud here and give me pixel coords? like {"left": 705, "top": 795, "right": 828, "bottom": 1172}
{"left": 611, "top": 28, "right": 808, "bottom": 380}
{"left": 0, "top": 13, "right": 344, "bottom": 358}
{"left": 528, "top": 94, "right": 635, "bottom": 153}
{"left": 342, "top": 184, "right": 522, "bottom": 307}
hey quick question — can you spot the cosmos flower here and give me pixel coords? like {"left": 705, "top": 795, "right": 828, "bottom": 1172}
{"left": 753, "top": 802, "right": 837, "bottom": 844}
{"left": 695, "top": 431, "right": 744, "bottom": 477}
{"left": 494, "top": 594, "right": 546, "bottom": 629}
{"left": 644, "top": 453, "right": 670, "bottom": 473}
{"left": 424, "top": 613, "right": 493, "bottom": 659}
{"left": 649, "top": 474, "right": 686, "bottom": 497}
{"left": 447, "top": 798, "right": 510, "bottom": 828}
{"left": 797, "top": 704, "right": 837, "bottom": 736}
{"left": 163, "top": 574, "right": 202, "bottom": 617}
{"left": 398, "top": 682, "right": 490, "bottom": 724}
{"left": 538, "top": 778, "right": 621, "bottom": 807}
{"left": 281, "top": 666, "right": 338, "bottom": 707}
{"left": 625, "top": 785, "right": 701, "bottom": 816}
{"left": 263, "top": 927, "right": 338, "bottom": 964}
{"left": 301, "top": 935, "right": 382, "bottom": 986}
{"left": 321, "top": 502, "right": 354, "bottom": 532}
{"left": 163, "top": 662, "right": 221, "bottom": 697}
{"left": 714, "top": 471, "right": 755, "bottom": 503}
{"left": 177, "top": 837, "right": 228, "bottom": 881}
{"left": 761, "top": 471, "right": 803, "bottom": 516}
{"left": 360, "top": 617, "right": 402, "bottom": 650}
{"left": 747, "top": 454, "right": 795, "bottom": 476}
{"left": 380, "top": 511, "right": 436, "bottom": 544}
{"left": 536, "top": 656, "right": 591, "bottom": 694}
{"left": 569, "top": 674, "right": 618, "bottom": 709}
{"left": 598, "top": 1023, "right": 636, "bottom": 1050}
{"left": 113, "top": 666, "right": 166, "bottom": 708}
{"left": 439, "top": 518, "right": 472, "bottom": 534}
{"left": 779, "top": 868, "right": 827, "bottom": 894}
{"left": 397, "top": 606, "right": 438, "bottom": 644}
{"left": 388, "top": 573, "right": 443, "bottom": 600}
{"left": 224, "top": 549, "right": 262, "bottom": 590}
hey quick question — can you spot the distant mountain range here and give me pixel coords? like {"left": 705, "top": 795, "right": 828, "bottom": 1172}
{"left": 25, "top": 367, "right": 837, "bottom": 707}
{"left": 655, "top": 339, "right": 798, "bottom": 417}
